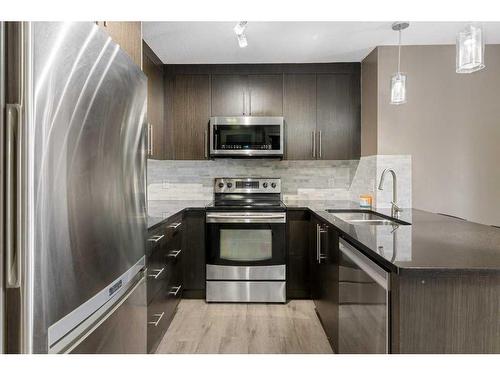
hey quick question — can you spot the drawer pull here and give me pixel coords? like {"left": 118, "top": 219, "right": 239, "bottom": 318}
{"left": 148, "top": 312, "right": 165, "bottom": 326}
{"left": 168, "top": 222, "right": 181, "bottom": 229}
{"left": 168, "top": 249, "right": 182, "bottom": 258}
{"left": 148, "top": 268, "right": 165, "bottom": 279}
{"left": 148, "top": 234, "right": 164, "bottom": 243}
{"left": 169, "top": 285, "right": 182, "bottom": 297}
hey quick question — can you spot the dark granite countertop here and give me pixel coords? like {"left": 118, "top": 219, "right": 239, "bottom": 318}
{"left": 148, "top": 199, "right": 500, "bottom": 273}
{"left": 288, "top": 200, "right": 500, "bottom": 274}
{"left": 148, "top": 200, "right": 212, "bottom": 229}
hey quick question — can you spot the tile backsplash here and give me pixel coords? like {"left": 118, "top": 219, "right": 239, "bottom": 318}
{"left": 148, "top": 155, "right": 412, "bottom": 208}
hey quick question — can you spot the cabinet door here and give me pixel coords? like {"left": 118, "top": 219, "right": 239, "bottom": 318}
{"left": 248, "top": 74, "right": 283, "bottom": 116}
{"left": 181, "top": 210, "right": 206, "bottom": 298}
{"left": 317, "top": 228, "right": 339, "bottom": 352}
{"left": 310, "top": 217, "right": 339, "bottom": 352}
{"left": 97, "top": 22, "right": 142, "bottom": 68}
{"left": 309, "top": 217, "right": 321, "bottom": 301}
{"left": 172, "top": 75, "right": 210, "bottom": 160}
{"left": 316, "top": 73, "right": 360, "bottom": 160}
{"left": 283, "top": 74, "right": 316, "bottom": 159}
{"left": 143, "top": 45, "right": 165, "bottom": 159}
{"left": 287, "top": 210, "right": 311, "bottom": 298}
{"left": 211, "top": 74, "right": 247, "bottom": 116}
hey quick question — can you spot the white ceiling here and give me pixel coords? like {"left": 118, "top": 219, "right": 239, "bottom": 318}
{"left": 143, "top": 22, "right": 500, "bottom": 64}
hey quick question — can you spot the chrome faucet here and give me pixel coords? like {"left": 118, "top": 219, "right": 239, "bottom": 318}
{"left": 378, "top": 168, "right": 402, "bottom": 218}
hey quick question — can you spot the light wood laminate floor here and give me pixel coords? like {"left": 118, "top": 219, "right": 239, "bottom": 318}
{"left": 156, "top": 299, "right": 334, "bottom": 354}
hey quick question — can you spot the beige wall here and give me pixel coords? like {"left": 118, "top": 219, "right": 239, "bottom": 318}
{"left": 362, "top": 45, "right": 500, "bottom": 226}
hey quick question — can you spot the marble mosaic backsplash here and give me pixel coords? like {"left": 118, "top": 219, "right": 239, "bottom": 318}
{"left": 148, "top": 155, "right": 412, "bottom": 208}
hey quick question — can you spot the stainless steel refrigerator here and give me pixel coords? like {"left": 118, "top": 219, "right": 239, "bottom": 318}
{"left": 1, "top": 22, "right": 148, "bottom": 354}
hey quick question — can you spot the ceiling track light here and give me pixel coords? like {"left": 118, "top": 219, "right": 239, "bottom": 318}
{"left": 390, "top": 21, "right": 409, "bottom": 105}
{"left": 456, "top": 23, "right": 485, "bottom": 73}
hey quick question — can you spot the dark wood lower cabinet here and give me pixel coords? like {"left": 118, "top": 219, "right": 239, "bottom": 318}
{"left": 391, "top": 270, "right": 500, "bottom": 354}
{"left": 286, "top": 209, "right": 311, "bottom": 298}
{"left": 181, "top": 209, "right": 206, "bottom": 298}
{"left": 146, "top": 214, "right": 184, "bottom": 353}
{"left": 309, "top": 215, "right": 339, "bottom": 352}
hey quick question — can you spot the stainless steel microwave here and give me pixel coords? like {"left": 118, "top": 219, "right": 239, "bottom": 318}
{"left": 209, "top": 116, "right": 284, "bottom": 158}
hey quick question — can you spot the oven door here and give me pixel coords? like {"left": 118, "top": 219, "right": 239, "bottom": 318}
{"left": 206, "top": 212, "right": 286, "bottom": 267}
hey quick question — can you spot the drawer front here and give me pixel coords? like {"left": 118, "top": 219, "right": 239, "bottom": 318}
{"left": 147, "top": 280, "right": 183, "bottom": 353}
{"left": 147, "top": 247, "right": 183, "bottom": 303}
{"left": 147, "top": 291, "right": 172, "bottom": 353}
{"left": 147, "top": 247, "right": 169, "bottom": 303}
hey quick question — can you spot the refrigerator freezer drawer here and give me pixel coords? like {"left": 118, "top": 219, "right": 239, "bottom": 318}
{"left": 69, "top": 274, "right": 147, "bottom": 354}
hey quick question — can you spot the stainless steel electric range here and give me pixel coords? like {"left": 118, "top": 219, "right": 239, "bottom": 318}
{"left": 205, "top": 177, "right": 286, "bottom": 303}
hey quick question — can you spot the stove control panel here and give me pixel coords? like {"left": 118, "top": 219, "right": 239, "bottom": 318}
{"left": 214, "top": 178, "right": 281, "bottom": 194}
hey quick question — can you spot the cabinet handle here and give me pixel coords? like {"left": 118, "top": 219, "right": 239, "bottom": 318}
{"left": 148, "top": 312, "right": 164, "bottom": 326}
{"left": 147, "top": 123, "right": 154, "bottom": 156}
{"left": 204, "top": 129, "right": 208, "bottom": 159}
{"left": 248, "top": 89, "right": 252, "bottom": 115}
{"left": 168, "top": 222, "right": 182, "bottom": 230}
{"left": 147, "top": 234, "right": 164, "bottom": 243}
{"left": 168, "top": 249, "right": 182, "bottom": 258}
{"left": 317, "top": 224, "right": 328, "bottom": 264}
{"left": 148, "top": 268, "right": 165, "bottom": 279}
{"left": 318, "top": 130, "right": 322, "bottom": 159}
{"left": 242, "top": 91, "right": 246, "bottom": 115}
{"left": 316, "top": 224, "right": 320, "bottom": 263}
{"left": 312, "top": 131, "right": 316, "bottom": 159}
{"left": 169, "top": 285, "right": 182, "bottom": 296}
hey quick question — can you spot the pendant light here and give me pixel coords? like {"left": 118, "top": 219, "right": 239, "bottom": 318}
{"left": 456, "top": 24, "right": 485, "bottom": 73}
{"left": 390, "top": 22, "right": 409, "bottom": 105}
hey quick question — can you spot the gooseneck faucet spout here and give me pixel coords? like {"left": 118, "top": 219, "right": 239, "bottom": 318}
{"left": 378, "top": 168, "right": 402, "bottom": 218}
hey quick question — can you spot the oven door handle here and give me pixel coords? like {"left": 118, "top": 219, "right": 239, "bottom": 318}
{"left": 206, "top": 213, "right": 286, "bottom": 224}
{"left": 207, "top": 214, "right": 285, "bottom": 219}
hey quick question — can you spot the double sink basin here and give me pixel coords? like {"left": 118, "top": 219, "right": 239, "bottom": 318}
{"left": 326, "top": 210, "right": 411, "bottom": 226}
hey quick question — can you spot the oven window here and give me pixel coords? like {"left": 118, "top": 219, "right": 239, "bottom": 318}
{"left": 220, "top": 229, "right": 272, "bottom": 261}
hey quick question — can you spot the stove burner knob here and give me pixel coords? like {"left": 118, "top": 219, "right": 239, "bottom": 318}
{"left": 226, "top": 182, "right": 233, "bottom": 188}
{"left": 262, "top": 182, "right": 268, "bottom": 188}
{"left": 271, "top": 182, "right": 277, "bottom": 189}
{"left": 218, "top": 183, "right": 224, "bottom": 188}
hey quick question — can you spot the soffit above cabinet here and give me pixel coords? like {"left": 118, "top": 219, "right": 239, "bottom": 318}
{"left": 143, "top": 22, "right": 500, "bottom": 64}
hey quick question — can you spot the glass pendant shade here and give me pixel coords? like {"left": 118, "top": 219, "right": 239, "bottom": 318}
{"left": 390, "top": 73, "right": 407, "bottom": 105}
{"left": 456, "top": 24, "right": 485, "bottom": 73}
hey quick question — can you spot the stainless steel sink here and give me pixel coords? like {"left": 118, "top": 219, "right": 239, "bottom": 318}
{"left": 325, "top": 210, "right": 410, "bottom": 226}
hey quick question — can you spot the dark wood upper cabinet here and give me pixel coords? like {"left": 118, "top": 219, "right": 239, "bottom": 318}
{"left": 97, "top": 22, "right": 142, "bottom": 68}
{"left": 211, "top": 74, "right": 283, "bottom": 116}
{"left": 316, "top": 74, "right": 361, "bottom": 160}
{"left": 248, "top": 74, "right": 283, "bottom": 116}
{"left": 283, "top": 74, "right": 317, "bottom": 160}
{"left": 211, "top": 75, "right": 247, "bottom": 116}
{"left": 172, "top": 75, "right": 210, "bottom": 160}
{"left": 143, "top": 42, "right": 165, "bottom": 159}
{"left": 161, "top": 64, "right": 360, "bottom": 160}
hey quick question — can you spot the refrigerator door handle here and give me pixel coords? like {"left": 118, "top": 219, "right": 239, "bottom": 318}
{"left": 6, "top": 103, "right": 22, "bottom": 288}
